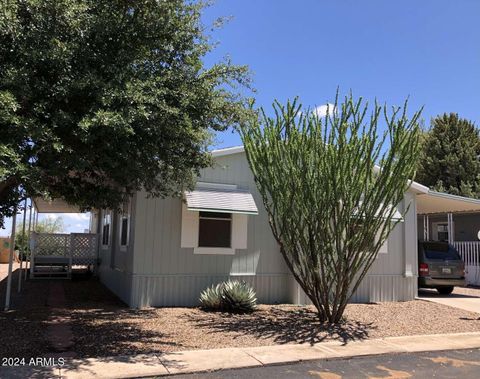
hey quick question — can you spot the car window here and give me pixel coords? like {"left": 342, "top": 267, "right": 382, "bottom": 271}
{"left": 424, "top": 245, "right": 461, "bottom": 260}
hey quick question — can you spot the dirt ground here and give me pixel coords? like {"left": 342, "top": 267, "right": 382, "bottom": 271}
{"left": 1, "top": 265, "right": 480, "bottom": 359}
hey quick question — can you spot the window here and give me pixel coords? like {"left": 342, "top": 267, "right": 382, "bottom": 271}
{"left": 102, "top": 212, "right": 111, "bottom": 246}
{"left": 198, "top": 212, "right": 231, "bottom": 248}
{"left": 118, "top": 200, "right": 130, "bottom": 249}
{"left": 180, "top": 205, "right": 249, "bottom": 254}
{"left": 436, "top": 223, "right": 449, "bottom": 242}
{"left": 120, "top": 217, "right": 129, "bottom": 246}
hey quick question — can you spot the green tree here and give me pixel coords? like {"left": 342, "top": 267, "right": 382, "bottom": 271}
{"left": 416, "top": 113, "right": 480, "bottom": 197}
{"left": 240, "top": 94, "right": 421, "bottom": 323}
{"left": 0, "top": 0, "right": 250, "bottom": 227}
{"left": 16, "top": 216, "right": 65, "bottom": 251}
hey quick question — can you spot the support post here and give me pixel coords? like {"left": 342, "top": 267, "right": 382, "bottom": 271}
{"left": 34, "top": 208, "right": 39, "bottom": 231}
{"left": 18, "top": 199, "right": 27, "bottom": 292}
{"left": 423, "top": 215, "right": 427, "bottom": 241}
{"left": 25, "top": 202, "right": 32, "bottom": 280}
{"left": 447, "top": 213, "right": 454, "bottom": 244}
{"left": 426, "top": 215, "right": 429, "bottom": 241}
{"left": 5, "top": 210, "right": 17, "bottom": 311}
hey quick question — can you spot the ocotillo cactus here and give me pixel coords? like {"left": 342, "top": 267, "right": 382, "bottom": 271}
{"left": 239, "top": 91, "right": 421, "bottom": 323}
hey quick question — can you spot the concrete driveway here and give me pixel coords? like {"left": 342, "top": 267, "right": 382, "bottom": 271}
{"left": 418, "top": 287, "right": 480, "bottom": 314}
{"left": 0, "top": 262, "right": 20, "bottom": 281}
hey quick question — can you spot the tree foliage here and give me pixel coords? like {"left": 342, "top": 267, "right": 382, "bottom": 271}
{"left": 0, "top": 0, "right": 250, "bottom": 227}
{"left": 416, "top": 113, "right": 480, "bottom": 198}
{"left": 240, "top": 93, "right": 421, "bottom": 323}
{"left": 16, "top": 216, "right": 65, "bottom": 251}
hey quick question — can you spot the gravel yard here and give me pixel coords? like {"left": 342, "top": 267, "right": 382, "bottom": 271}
{"left": 2, "top": 266, "right": 480, "bottom": 359}
{"left": 70, "top": 299, "right": 480, "bottom": 358}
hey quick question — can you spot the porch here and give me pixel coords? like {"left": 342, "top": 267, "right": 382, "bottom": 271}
{"left": 29, "top": 198, "right": 98, "bottom": 279}
{"left": 29, "top": 232, "right": 98, "bottom": 279}
{"left": 417, "top": 190, "right": 480, "bottom": 286}
{"left": 3, "top": 197, "right": 98, "bottom": 311}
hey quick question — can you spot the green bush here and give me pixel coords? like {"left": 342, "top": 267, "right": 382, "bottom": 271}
{"left": 199, "top": 280, "right": 257, "bottom": 312}
{"left": 199, "top": 283, "right": 223, "bottom": 310}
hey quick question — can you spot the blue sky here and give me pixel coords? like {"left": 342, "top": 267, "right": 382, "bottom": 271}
{"left": 2, "top": 0, "right": 479, "bottom": 236}
{"left": 203, "top": 0, "right": 480, "bottom": 149}
{"left": 0, "top": 209, "right": 90, "bottom": 237}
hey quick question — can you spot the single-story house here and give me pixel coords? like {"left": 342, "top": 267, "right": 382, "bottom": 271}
{"left": 88, "top": 146, "right": 480, "bottom": 308}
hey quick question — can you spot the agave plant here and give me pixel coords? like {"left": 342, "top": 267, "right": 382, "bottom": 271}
{"left": 221, "top": 280, "right": 257, "bottom": 312}
{"left": 199, "top": 280, "right": 257, "bottom": 312}
{"left": 199, "top": 283, "right": 223, "bottom": 310}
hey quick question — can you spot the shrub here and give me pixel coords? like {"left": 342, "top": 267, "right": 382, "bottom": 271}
{"left": 199, "top": 280, "right": 257, "bottom": 312}
{"left": 199, "top": 283, "right": 223, "bottom": 310}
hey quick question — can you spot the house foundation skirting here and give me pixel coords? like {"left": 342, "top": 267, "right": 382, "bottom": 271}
{"left": 130, "top": 273, "right": 292, "bottom": 308}
{"left": 106, "top": 272, "right": 417, "bottom": 308}
{"left": 291, "top": 274, "right": 418, "bottom": 305}
{"left": 98, "top": 266, "right": 133, "bottom": 306}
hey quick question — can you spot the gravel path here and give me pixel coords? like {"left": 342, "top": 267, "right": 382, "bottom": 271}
{"left": 2, "top": 268, "right": 480, "bottom": 359}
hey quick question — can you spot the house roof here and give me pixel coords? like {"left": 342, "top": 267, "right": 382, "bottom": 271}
{"left": 211, "top": 145, "right": 246, "bottom": 157}
{"left": 211, "top": 145, "right": 429, "bottom": 194}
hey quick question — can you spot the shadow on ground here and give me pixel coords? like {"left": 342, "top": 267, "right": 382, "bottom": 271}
{"left": 1, "top": 264, "right": 374, "bottom": 366}
{"left": 0, "top": 267, "right": 179, "bottom": 360}
{"left": 182, "top": 306, "right": 374, "bottom": 345}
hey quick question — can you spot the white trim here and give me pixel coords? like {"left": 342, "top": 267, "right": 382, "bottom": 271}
{"left": 193, "top": 247, "right": 235, "bottom": 255}
{"left": 101, "top": 210, "right": 112, "bottom": 249}
{"left": 187, "top": 207, "right": 258, "bottom": 215}
{"left": 427, "top": 190, "right": 480, "bottom": 205}
{"left": 211, "top": 146, "right": 245, "bottom": 157}
{"left": 231, "top": 213, "right": 248, "bottom": 249}
{"left": 118, "top": 215, "right": 130, "bottom": 252}
{"left": 409, "top": 180, "right": 429, "bottom": 194}
{"left": 180, "top": 204, "right": 199, "bottom": 248}
{"left": 196, "top": 182, "right": 237, "bottom": 190}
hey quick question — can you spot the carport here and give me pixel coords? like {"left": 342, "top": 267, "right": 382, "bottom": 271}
{"left": 417, "top": 190, "right": 480, "bottom": 286}
{"left": 3, "top": 197, "right": 95, "bottom": 311}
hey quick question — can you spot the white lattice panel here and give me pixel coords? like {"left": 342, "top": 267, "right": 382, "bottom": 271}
{"left": 70, "top": 233, "right": 97, "bottom": 265}
{"left": 33, "top": 233, "right": 70, "bottom": 257}
{"left": 31, "top": 232, "right": 98, "bottom": 268}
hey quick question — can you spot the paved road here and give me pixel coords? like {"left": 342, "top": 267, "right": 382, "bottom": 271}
{"left": 174, "top": 349, "right": 480, "bottom": 378}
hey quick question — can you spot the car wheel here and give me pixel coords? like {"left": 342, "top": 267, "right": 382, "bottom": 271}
{"left": 436, "top": 286, "right": 454, "bottom": 295}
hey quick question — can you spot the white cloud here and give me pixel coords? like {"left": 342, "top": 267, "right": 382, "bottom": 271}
{"left": 312, "top": 103, "right": 336, "bottom": 118}
{"left": 64, "top": 213, "right": 90, "bottom": 221}
{"left": 0, "top": 212, "right": 90, "bottom": 237}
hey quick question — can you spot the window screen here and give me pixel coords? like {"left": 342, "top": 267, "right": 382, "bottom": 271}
{"left": 120, "top": 217, "right": 129, "bottom": 246}
{"left": 198, "top": 212, "right": 232, "bottom": 248}
{"left": 436, "top": 224, "right": 449, "bottom": 242}
{"left": 102, "top": 223, "right": 110, "bottom": 245}
{"left": 102, "top": 212, "right": 111, "bottom": 246}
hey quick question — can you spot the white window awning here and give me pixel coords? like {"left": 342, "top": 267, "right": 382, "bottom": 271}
{"left": 185, "top": 185, "right": 258, "bottom": 215}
